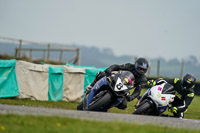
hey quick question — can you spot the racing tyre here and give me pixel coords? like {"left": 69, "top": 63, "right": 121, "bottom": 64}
{"left": 77, "top": 101, "right": 83, "bottom": 110}
{"left": 86, "top": 91, "right": 112, "bottom": 111}
{"left": 133, "top": 101, "right": 151, "bottom": 115}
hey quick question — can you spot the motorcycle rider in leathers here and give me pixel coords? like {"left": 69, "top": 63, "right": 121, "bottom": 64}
{"left": 85, "top": 57, "right": 149, "bottom": 109}
{"left": 147, "top": 74, "right": 196, "bottom": 118}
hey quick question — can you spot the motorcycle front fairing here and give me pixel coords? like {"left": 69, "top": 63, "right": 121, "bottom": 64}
{"left": 148, "top": 83, "right": 175, "bottom": 113}
{"left": 83, "top": 76, "right": 108, "bottom": 110}
{"left": 106, "top": 75, "right": 132, "bottom": 108}
{"left": 113, "top": 77, "right": 130, "bottom": 96}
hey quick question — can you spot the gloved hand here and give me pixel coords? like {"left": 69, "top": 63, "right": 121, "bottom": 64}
{"left": 147, "top": 80, "right": 156, "bottom": 86}
{"left": 170, "top": 107, "right": 178, "bottom": 113}
{"left": 85, "top": 85, "right": 92, "bottom": 94}
{"left": 95, "top": 71, "right": 106, "bottom": 80}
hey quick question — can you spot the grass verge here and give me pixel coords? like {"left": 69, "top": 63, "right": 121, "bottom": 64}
{"left": 0, "top": 114, "right": 200, "bottom": 133}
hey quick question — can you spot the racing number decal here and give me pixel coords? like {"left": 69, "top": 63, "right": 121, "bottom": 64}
{"left": 114, "top": 77, "right": 128, "bottom": 91}
{"left": 116, "top": 83, "right": 123, "bottom": 90}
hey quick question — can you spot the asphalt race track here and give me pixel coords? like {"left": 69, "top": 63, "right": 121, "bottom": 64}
{"left": 0, "top": 104, "right": 200, "bottom": 130}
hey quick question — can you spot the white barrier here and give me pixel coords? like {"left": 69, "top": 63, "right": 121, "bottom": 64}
{"left": 14, "top": 60, "right": 85, "bottom": 102}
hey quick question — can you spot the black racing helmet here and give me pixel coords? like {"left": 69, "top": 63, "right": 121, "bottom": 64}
{"left": 134, "top": 58, "right": 149, "bottom": 76}
{"left": 183, "top": 74, "right": 196, "bottom": 89}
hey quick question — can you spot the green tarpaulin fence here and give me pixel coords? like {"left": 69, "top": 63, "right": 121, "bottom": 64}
{"left": 48, "top": 66, "right": 64, "bottom": 101}
{"left": 0, "top": 59, "right": 19, "bottom": 97}
{"left": 66, "top": 63, "right": 107, "bottom": 92}
{"left": 0, "top": 60, "right": 107, "bottom": 100}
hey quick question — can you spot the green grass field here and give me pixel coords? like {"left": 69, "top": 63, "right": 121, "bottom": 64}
{"left": 0, "top": 114, "right": 200, "bottom": 133}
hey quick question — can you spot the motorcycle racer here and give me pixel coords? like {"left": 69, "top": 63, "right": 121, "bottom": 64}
{"left": 86, "top": 57, "right": 149, "bottom": 109}
{"left": 147, "top": 74, "right": 196, "bottom": 118}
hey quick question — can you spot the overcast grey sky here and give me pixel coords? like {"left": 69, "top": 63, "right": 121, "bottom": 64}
{"left": 0, "top": 0, "right": 200, "bottom": 60}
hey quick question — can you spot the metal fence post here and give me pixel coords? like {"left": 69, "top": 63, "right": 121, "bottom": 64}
{"left": 76, "top": 48, "right": 80, "bottom": 65}
{"left": 180, "top": 60, "right": 185, "bottom": 79}
{"left": 157, "top": 60, "right": 160, "bottom": 77}
{"left": 47, "top": 44, "right": 50, "bottom": 61}
{"left": 18, "top": 40, "right": 22, "bottom": 58}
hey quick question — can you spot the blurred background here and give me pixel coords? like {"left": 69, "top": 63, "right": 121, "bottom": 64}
{"left": 0, "top": 0, "right": 200, "bottom": 79}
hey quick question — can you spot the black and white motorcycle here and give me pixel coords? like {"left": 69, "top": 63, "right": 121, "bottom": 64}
{"left": 133, "top": 79, "right": 175, "bottom": 116}
{"left": 77, "top": 71, "right": 135, "bottom": 112}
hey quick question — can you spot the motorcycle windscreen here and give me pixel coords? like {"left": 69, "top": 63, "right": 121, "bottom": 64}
{"left": 161, "top": 83, "right": 175, "bottom": 95}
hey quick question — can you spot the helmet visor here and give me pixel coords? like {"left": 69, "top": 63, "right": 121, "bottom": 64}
{"left": 136, "top": 67, "right": 147, "bottom": 75}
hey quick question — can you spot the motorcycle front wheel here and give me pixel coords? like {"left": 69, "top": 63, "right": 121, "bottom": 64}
{"left": 77, "top": 101, "right": 84, "bottom": 110}
{"left": 86, "top": 91, "right": 112, "bottom": 111}
{"left": 133, "top": 101, "right": 151, "bottom": 115}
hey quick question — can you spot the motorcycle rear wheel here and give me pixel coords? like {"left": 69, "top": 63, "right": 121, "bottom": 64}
{"left": 133, "top": 101, "right": 151, "bottom": 115}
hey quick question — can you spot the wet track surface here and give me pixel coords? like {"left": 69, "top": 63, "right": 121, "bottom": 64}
{"left": 0, "top": 104, "right": 200, "bottom": 129}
